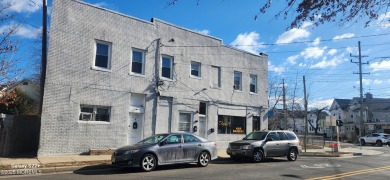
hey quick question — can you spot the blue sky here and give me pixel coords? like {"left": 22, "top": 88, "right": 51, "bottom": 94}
{"left": 3, "top": 0, "right": 390, "bottom": 109}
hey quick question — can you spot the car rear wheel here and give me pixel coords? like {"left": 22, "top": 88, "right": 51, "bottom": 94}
{"left": 287, "top": 148, "right": 298, "bottom": 161}
{"left": 376, "top": 140, "right": 383, "bottom": 146}
{"left": 197, "top": 151, "right": 211, "bottom": 167}
{"left": 360, "top": 139, "right": 365, "bottom": 146}
{"left": 140, "top": 154, "right": 156, "bottom": 172}
{"left": 252, "top": 150, "right": 264, "bottom": 163}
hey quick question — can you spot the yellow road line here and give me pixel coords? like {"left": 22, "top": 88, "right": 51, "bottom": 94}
{"left": 306, "top": 166, "right": 390, "bottom": 180}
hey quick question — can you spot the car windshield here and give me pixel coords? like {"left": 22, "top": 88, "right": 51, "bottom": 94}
{"left": 138, "top": 134, "right": 168, "bottom": 144}
{"left": 244, "top": 132, "right": 268, "bottom": 140}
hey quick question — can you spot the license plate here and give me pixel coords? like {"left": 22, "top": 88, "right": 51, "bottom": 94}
{"left": 232, "top": 151, "right": 236, "bottom": 155}
{"left": 112, "top": 158, "right": 115, "bottom": 163}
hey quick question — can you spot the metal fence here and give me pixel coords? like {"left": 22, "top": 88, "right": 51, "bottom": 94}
{"left": 297, "top": 134, "right": 329, "bottom": 149}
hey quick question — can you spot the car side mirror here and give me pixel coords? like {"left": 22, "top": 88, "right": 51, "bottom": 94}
{"left": 159, "top": 141, "right": 166, "bottom": 146}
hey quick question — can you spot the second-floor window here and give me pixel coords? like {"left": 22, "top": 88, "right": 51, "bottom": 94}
{"left": 211, "top": 66, "right": 221, "bottom": 88}
{"left": 94, "top": 40, "right": 111, "bottom": 69}
{"left": 191, "top": 61, "right": 201, "bottom": 77}
{"left": 131, "top": 49, "right": 145, "bottom": 75}
{"left": 161, "top": 55, "right": 173, "bottom": 79}
{"left": 250, "top": 74, "right": 257, "bottom": 94}
{"left": 234, "top": 71, "right": 242, "bottom": 91}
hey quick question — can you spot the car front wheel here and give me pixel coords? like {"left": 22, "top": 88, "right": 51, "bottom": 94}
{"left": 287, "top": 148, "right": 298, "bottom": 161}
{"left": 252, "top": 150, "right": 264, "bottom": 163}
{"left": 197, "top": 151, "right": 211, "bottom": 167}
{"left": 140, "top": 154, "right": 157, "bottom": 172}
{"left": 376, "top": 140, "right": 383, "bottom": 146}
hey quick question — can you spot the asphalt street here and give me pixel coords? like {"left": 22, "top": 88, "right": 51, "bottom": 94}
{"left": 2, "top": 145, "right": 390, "bottom": 180}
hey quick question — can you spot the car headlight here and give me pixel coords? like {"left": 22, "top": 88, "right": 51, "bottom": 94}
{"left": 124, "top": 149, "right": 139, "bottom": 155}
{"left": 241, "top": 145, "right": 252, "bottom": 150}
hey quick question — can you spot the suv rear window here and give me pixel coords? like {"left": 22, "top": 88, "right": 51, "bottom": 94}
{"left": 285, "top": 132, "right": 297, "bottom": 140}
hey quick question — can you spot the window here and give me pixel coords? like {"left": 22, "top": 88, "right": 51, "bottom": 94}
{"left": 277, "top": 132, "right": 287, "bottom": 140}
{"left": 131, "top": 49, "right": 145, "bottom": 75}
{"left": 267, "top": 132, "right": 280, "bottom": 141}
{"left": 161, "top": 55, "right": 173, "bottom": 79}
{"left": 166, "top": 134, "right": 182, "bottom": 144}
{"left": 218, "top": 115, "right": 246, "bottom": 134}
{"left": 79, "top": 105, "right": 110, "bottom": 122}
{"left": 199, "top": 102, "right": 206, "bottom": 116}
{"left": 211, "top": 66, "right": 221, "bottom": 88}
{"left": 285, "top": 132, "right": 297, "bottom": 140}
{"left": 94, "top": 40, "right": 111, "bottom": 69}
{"left": 250, "top": 74, "right": 257, "bottom": 93}
{"left": 191, "top": 61, "right": 201, "bottom": 77}
{"left": 179, "top": 113, "right": 191, "bottom": 132}
{"left": 233, "top": 71, "right": 242, "bottom": 91}
{"left": 183, "top": 134, "right": 201, "bottom": 143}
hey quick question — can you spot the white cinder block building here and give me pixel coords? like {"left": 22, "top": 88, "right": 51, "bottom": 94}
{"left": 38, "top": 0, "right": 268, "bottom": 155}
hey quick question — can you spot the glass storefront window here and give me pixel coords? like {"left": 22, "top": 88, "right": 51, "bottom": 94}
{"left": 218, "top": 115, "right": 246, "bottom": 134}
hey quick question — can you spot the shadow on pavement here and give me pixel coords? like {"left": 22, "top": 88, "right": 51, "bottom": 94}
{"left": 212, "top": 157, "right": 288, "bottom": 164}
{"left": 73, "top": 164, "right": 207, "bottom": 175}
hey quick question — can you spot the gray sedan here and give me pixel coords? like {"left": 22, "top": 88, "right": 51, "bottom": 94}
{"left": 112, "top": 133, "right": 218, "bottom": 171}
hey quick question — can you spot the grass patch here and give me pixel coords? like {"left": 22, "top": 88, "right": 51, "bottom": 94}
{"left": 42, "top": 160, "right": 111, "bottom": 168}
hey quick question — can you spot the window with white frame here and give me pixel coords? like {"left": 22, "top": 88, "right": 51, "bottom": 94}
{"left": 233, "top": 71, "right": 242, "bottom": 91}
{"left": 211, "top": 66, "right": 221, "bottom": 88}
{"left": 179, "top": 113, "right": 191, "bottom": 132}
{"left": 191, "top": 61, "right": 201, "bottom": 77}
{"left": 79, "top": 105, "right": 110, "bottom": 122}
{"left": 94, "top": 40, "right": 111, "bottom": 69}
{"left": 250, "top": 74, "right": 257, "bottom": 93}
{"left": 131, "top": 49, "right": 145, "bottom": 75}
{"left": 161, "top": 55, "right": 173, "bottom": 79}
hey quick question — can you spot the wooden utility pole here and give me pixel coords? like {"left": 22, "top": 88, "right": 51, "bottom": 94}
{"left": 351, "top": 41, "right": 369, "bottom": 150}
{"left": 283, "top": 79, "right": 287, "bottom": 130}
{"left": 39, "top": 0, "right": 47, "bottom": 115}
{"left": 303, "top": 76, "right": 308, "bottom": 152}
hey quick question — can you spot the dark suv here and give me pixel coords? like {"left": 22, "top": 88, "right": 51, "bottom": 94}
{"left": 226, "top": 130, "right": 302, "bottom": 162}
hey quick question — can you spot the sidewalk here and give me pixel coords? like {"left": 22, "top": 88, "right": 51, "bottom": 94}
{"left": 0, "top": 146, "right": 384, "bottom": 175}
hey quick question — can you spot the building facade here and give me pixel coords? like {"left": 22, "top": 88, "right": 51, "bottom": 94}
{"left": 330, "top": 93, "right": 390, "bottom": 142}
{"left": 38, "top": 0, "right": 268, "bottom": 155}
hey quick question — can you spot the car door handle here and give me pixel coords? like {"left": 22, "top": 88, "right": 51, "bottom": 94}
{"left": 198, "top": 144, "right": 202, "bottom": 146}
{"left": 178, "top": 145, "right": 182, "bottom": 148}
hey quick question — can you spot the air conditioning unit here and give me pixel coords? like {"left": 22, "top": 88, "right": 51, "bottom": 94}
{"left": 80, "top": 113, "right": 93, "bottom": 121}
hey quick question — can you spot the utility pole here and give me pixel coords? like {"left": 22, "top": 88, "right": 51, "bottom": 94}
{"left": 350, "top": 41, "right": 369, "bottom": 150}
{"left": 152, "top": 38, "right": 161, "bottom": 135}
{"left": 282, "top": 79, "right": 287, "bottom": 130}
{"left": 39, "top": 0, "right": 47, "bottom": 115}
{"left": 303, "top": 76, "right": 308, "bottom": 152}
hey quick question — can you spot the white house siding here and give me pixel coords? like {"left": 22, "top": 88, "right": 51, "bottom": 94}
{"left": 38, "top": 0, "right": 268, "bottom": 155}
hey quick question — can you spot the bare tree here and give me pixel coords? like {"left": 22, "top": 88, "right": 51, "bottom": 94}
{"left": 168, "top": 0, "right": 390, "bottom": 29}
{"left": 258, "top": 0, "right": 390, "bottom": 29}
{"left": 0, "top": 2, "right": 28, "bottom": 105}
{"left": 308, "top": 107, "right": 329, "bottom": 135}
{"left": 267, "top": 75, "right": 284, "bottom": 129}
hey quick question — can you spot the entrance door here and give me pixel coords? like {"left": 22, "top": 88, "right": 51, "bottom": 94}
{"left": 198, "top": 116, "right": 207, "bottom": 138}
{"left": 128, "top": 113, "right": 143, "bottom": 145}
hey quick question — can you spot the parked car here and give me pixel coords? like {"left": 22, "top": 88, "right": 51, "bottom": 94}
{"left": 360, "top": 133, "right": 390, "bottom": 146}
{"left": 111, "top": 133, "right": 218, "bottom": 172}
{"left": 226, "top": 130, "right": 302, "bottom": 162}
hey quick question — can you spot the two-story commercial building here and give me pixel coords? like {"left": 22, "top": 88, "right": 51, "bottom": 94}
{"left": 38, "top": 0, "right": 268, "bottom": 155}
